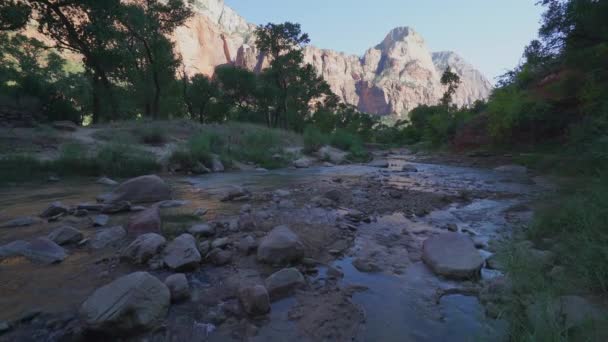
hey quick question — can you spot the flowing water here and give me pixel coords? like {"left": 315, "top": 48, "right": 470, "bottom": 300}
{"left": 0, "top": 154, "right": 543, "bottom": 341}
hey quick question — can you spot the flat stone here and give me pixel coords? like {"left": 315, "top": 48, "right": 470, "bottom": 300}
{"left": 0, "top": 216, "right": 42, "bottom": 228}
{"left": 80, "top": 272, "right": 170, "bottom": 334}
{"left": 20, "top": 238, "right": 67, "bottom": 264}
{"left": 0, "top": 240, "right": 31, "bottom": 259}
{"left": 97, "top": 175, "right": 171, "bottom": 204}
{"left": 265, "top": 268, "right": 306, "bottom": 300}
{"left": 211, "top": 237, "right": 230, "bottom": 249}
{"left": 121, "top": 233, "right": 166, "bottom": 264}
{"left": 208, "top": 248, "right": 232, "bottom": 266}
{"left": 91, "top": 215, "right": 110, "bottom": 227}
{"left": 127, "top": 206, "right": 161, "bottom": 236}
{"left": 422, "top": 233, "right": 484, "bottom": 279}
{"left": 47, "top": 226, "right": 83, "bottom": 245}
{"left": 220, "top": 186, "right": 250, "bottom": 202}
{"left": 163, "top": 234, "right": 201, "bottom": 271}
{"left": 90, "top": 226, "right": 127, "bottom": 249}
{"left": 159, "top": 200, "right": 189, "bottom": 209}
{"left": 368, "top": 159, "right": 389, "bottom": 168}
{"left": 40, "top": 202, "right": 69, "bottom": 218}
{"left": 257, "top": 226, "right": 305, "bottom": 265}
{"left": 164, "top": 273, "right": 190, "bottom": 302}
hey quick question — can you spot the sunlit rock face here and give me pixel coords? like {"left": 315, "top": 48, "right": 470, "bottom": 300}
{"left": 174, "top": 1, "right": 493, "bottom": 116}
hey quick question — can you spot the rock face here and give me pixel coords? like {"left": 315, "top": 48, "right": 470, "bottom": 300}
{"left": 80, "top": 272, "right": 170, "bottom": 334}
{"left": 174, "top": 1, "right": 491, "bottom": 116}
{"left": 97, "top": 175, "right": 171, "bottom": 204}
{"left": 422, "top": 233, "right": 484, "bottom": 279}
{"left": 257, "top": 226, "right": 305, "bottom": 265}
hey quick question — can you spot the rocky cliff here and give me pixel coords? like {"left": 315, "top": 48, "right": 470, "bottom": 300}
{"left": 175, "top": 0, "right": 493, "bottom": 117}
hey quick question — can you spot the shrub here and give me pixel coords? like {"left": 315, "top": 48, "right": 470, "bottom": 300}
{"left": 330, "top": 129, "right": 361, "bottom": 151}
{"left": 303, "top": 125, "right": 328, "bottom": 153}
{"left": 138, "top": 124, "right": 167, "bottom": 145}
{"left": 0, "top": 154, "right": 47, "bottom": 184}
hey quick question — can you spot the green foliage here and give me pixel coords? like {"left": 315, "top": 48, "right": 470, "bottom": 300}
{"left": 303, "top": 125, "right": 329, "bottom": 153}
{"left": 137, "top": 123, "right": 167, "bottom": 145}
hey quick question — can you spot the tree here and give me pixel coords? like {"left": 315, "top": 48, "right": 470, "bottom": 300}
{"left": 184, "top": 73, "right": 216, "bottom": 123}
{"left": 439, "top": 67, "right": 461, "bottom": 108}
{"left": 118, "top": 0, "right": 192, "bottom": 119}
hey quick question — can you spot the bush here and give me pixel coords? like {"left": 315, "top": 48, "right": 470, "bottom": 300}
{"left": 138, "top": 124, "right": 167, "bottom": 145}
{"left": 330, "top": 129, "right": 361, "bottom": 151}
{"left": 0, "top": 154, "right": 48, "bottom": 184}
{"left": 303, "top": 125, "right": 328, "bottom": 153}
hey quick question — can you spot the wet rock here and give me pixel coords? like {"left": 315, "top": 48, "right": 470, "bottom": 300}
{"left": 77, "top": 203, "right": 104, "bottom": 212}
{"left": 265, "top": 268, "right": 306, "bottom": 300}
{"left": 194, "top": 208, "right": 208, "bottom": 216}
{"left": 47, "top": 226, "right": 83, "bottom": 245}
{"left": 159, "top": 200, "right": 189, "bottom": 209}
{"left": 368, "top": 159, "right": 389, "bottom": 168}
{"left": 91, "top": 215, "right": 109, "bottom": 227}
{"left": 101, "top": 201, "right": 131, "bottom": 214}
{"left": 237, "top": 235, "right": 257, "bottom": 255}
{"left": 238, "top": 285, "right": 270, "bottom": 316}
{"left": 0, "top": 216, "right": 42, "bottom": 228}
{"left": 127, "top": 206, "right": 161, "bottom": 236}
{"left": 198, "top": 240, "right": 211, "bottom": 256}
{"left": 90, "top": 226, "right": 127, "bottom": 249}
{"left": 327, "top": 266, "right": 344, "bottom": 279}
{"left": 494, "top": 165, "right": 528, "bottom": 174}
{"left": 121, "top": 233, "right": 166, "bottom": 264}
{"left": 53, "top": 121, "right": 78, "bottom": 131}
{"left": 80, "top": 272, "right": 170, "bottom": 334}
{"left": 163, "top": 234, "right": 201, "bottom": 271}
{"left": 312, "top": 196, "right": 335, "bottom": 208}
{"left": 208, "top": 248, "right": 232, "bottom": 266}
{"left": 96, "top": 177, "right": 118, "bottom": 186}
{"left": 211, "top": 155, "right": 225, "bottom": 172}
{"left": 97, "top": 175, "right": 171, "bottom": 204}
{"left": 345, "top": 209, "right": 369, "bottom": 223}
{"left": 40, "top": 202, "right": 69, "bottom": 218}
{"left": 422, "top": 233, "right": 484, "bottom": 279}
{"left": 165, "top": 273, "right": 190, "bottom": 302}
{"left": 446, "top": 223, "right": 458, "bottom": 232}
{"left": 352, "top": 258, "right": 381, "bottom": 273}
{"left": 257, "top": 226, "right": 305, "bottom": 265}
{"left": 220, "top": 186, "right": 251, "bottom": 202}
{"left": 188, "top": 224, "right": 215, "bottom": 237}
{"left": 316, "top": 146, "right": 348, "bottom": 165}
{"left": 323, "top": 189, "right": 342, "bottom": 203}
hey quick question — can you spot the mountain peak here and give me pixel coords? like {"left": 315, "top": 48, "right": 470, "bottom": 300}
{"left": 377, "top": 26, "right": 426, "bottom": 51}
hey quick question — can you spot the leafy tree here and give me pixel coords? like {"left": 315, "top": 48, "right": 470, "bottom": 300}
{"left": 183, "top": 73, "right": 216, "bottom": 123}
{"left": 439, "top": 67, "right": 461, "bottom": 107}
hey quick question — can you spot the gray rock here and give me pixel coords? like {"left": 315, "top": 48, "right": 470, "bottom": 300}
{"left": 257, "top": 226, "right": 305, "bottom": 265}
{"left": 47, "top": 226, "right": 83, "bottom": 245}
{"left": 208, "top": 248, "right": 232, "bottom": 266}
{"left": 188, "top": 224, "right": 215, "bottom": 237}
{"left": 159, "top": 200, "right": 189, "bottom": 209}
{"left": 238, "top": 285, "right": 270, "bottom": 316}
{"left": 238, "top": 214, "right": 257, "bottom": 230}
{"left": 274, "top": 189, "right": 291, "bottom": 198}
{"left": 316, "top": 146, "right": 347, "bottom": 165}
{"left": 121, "top": 233, "right": 166, "bottom": 264}
{"left": 220, "top": 186, "right": 250, "bottom": 202}
{"left": 198, "top": 240, "right": 211, "bottom": 255}
{"left": 194, "top": 208, "right": 209, "bottom": 216}
{"left": 192, "top": 163, "right": 211, "bottom": 174}
{"left": 422, "top": 233, "right": 484, "bottom": 279}
{"left": 0, "top": 240, "right": 30, "bottom": 258}
{"left": 20, "top": 238, "right": 67, "bottom": 264}
{"left": 164, "top": 273, "right": 190, "bottom": 302}
{"left": 40, "top": 202, "right": 69, "bottom": 218}
{"left": 368, "top": 159, "right": 389, "bottom": 168}
{"left": 265, "top": 268, "right": 306, "bottom": 300}
{"left": 53, "top": 121, "right": 78, "bottom": 131}
{"left": 293, "top": 157, "right": 312, "bottom": 168}
{"left": 80, "top": 272, "right": 170, "bottom": 334}
{"left": 163, "top": 234, "right": 201, "bottom": 271}
{"left": 90, "top": 226, "right": 127, "bottom": 249}
{"left": 237, "top": 235, "right": 257, "bottom": 255}
{"left": 91, "top": 215, "right": 109, "bottom": 227}
{"left": 97, "top": 175, "right": 171, "bottom": 204}
{"left": 0, "top": 216, "right": 42, "bottom": 228}
{"left": 97, "top": 177, "right": 118, "bottom": 186}
{"left": 323, "top": 189, "right": 342, "bottom": 203}
{"left": 211, "top": 237, "right": 230, "bottom": 249}
{"left": 352, "top": 258, "right": 381, "bottom": 273}
{"left": 401, "top": 164, "right": 418, "bottom": 172}
{"left": 100, "top": 201, "right": 131, "bottom": 214}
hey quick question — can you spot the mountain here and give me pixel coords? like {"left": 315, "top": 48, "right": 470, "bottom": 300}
{"left": 174, "top": 0, "right": 493, "bottom": 116}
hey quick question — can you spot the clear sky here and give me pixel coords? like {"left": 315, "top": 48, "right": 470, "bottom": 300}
{"left": 225, "top": 0, "right": 544, "bottom": 83}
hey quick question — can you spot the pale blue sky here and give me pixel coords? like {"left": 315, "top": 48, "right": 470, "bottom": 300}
{"left": 225, "top": 0, "right": 544, "bottom": 83}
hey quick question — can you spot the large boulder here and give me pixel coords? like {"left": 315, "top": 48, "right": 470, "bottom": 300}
{"left": 127, "top": 206, "right": 161, "bottom": 236}
{"left": 257, "top": 226, "right": 305, "bottom": 265}
{"left": 265, "top": 268, "right": 306, "bottom": 300}
{"left": 316, "top": 146, "right": 348, "bottom": 165}
{"left": 47, "top": 226, "right": 84, "bottom": 245}
{"left": 293, "top": 157, "right": 313, "bottom": 168}
{"left": 422, "top": 233, "right": 484, "bottom": 279}
{"left": 80, "top": 272, "right": 170, "bottom": 334}
{"left": 163, "top": 234, "right": 201, "bottom": 271}
{"left": 90, "top": 226, "right": 127, "bottom": 249}
{"left": 97, "top": 175, "right": 171, "bottom": 204}
{"left": 238, "top": 285, "right": 270, "bottom": 316}
{"left": 121, "top": 233, "right": 166, "bottom": 264}
{"left": 40, "top": 202, "right": 69, "bottom": 218}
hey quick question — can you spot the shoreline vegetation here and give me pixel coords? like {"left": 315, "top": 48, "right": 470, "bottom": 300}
{"left": 0, "top": 0, "right": 607, "bottom": 340}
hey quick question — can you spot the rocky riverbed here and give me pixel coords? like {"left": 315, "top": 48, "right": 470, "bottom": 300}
{"left": 0, "top": 151, "right": 546, "bottom": 341}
